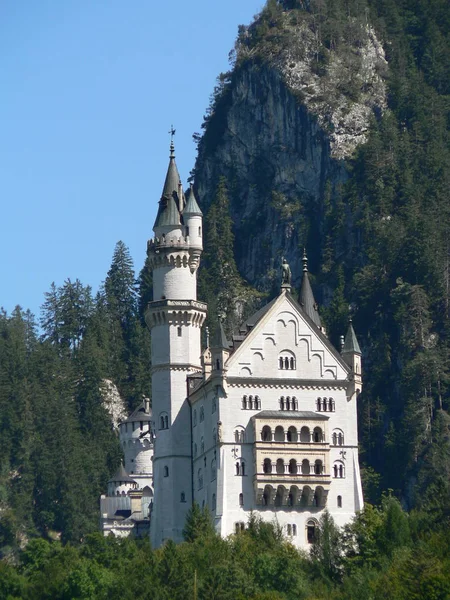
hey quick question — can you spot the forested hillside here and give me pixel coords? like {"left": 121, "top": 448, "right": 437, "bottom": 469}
{"left": 0, "top": 242, "right": 151, "bottom": 553}
{"left": 194, "top": 0, "right": 450, "bottom": 512}
{"left": 0, "top": 0, "right": 449, "bottom": 596}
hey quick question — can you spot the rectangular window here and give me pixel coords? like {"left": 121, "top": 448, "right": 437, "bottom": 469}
{"left": 177, "top": 327, "right": 182, "bottom": 337}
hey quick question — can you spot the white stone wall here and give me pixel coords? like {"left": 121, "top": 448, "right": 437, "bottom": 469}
{"left": 153, "top": 263, "right": 197, "bottom": 301}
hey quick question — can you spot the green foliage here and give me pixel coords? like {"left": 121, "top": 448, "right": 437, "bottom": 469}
{"left": 182, "top": 501, "right": 216, "bottom": 543}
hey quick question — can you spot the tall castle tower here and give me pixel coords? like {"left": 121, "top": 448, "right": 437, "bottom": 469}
{"left": 145, "top": 141, "right": 207, "bottom": 546}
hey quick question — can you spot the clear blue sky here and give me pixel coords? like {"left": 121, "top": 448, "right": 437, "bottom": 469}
{"left": 0, "top": 0, "right": 263, "bottom": 319}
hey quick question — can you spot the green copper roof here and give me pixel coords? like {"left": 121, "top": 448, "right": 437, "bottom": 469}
{"left": 299, "top": 251, "right": 321, "bottom": 328}
{"left": 342, "top": 319, "right": 361, "bottom": 354}
{"left": 183, "top": 183, "right": 202, "bottom": 216}
{"left": 154, "top": 142, "right": 182, "bottom": 229}
{"left": 154, "top": 195, "right": 181, "bottom": 228}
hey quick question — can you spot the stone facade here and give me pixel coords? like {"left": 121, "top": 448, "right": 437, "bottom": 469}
{"left": 146, "top": 144, "right": 363, "bottom": 549}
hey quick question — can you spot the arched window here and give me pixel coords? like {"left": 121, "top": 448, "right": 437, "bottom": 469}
{"left": 279, "top": 351, "right": 296, "bottom": 370}
{"left": 212, "top": 494, "right": 216, "bottom": 511}
{"left": 239, "top": 493, "right": 244, "bottom": 507}
{"left": 263, "top": 458, "right": 272, "bottom": 474}
{"left": 287, "top": 426, "right": 298, "bottom": 442}
{"left": 287, "top": 524, "right": 292, "bottom": 535}
{"left": 255, "top": 395, "right": 261, "bottom": 409}
{"left": 322, "top": 398, "right": 328, "bottom": 411}
{"left": 289, "top": 459, "right": 298, "bottom": 474}
{"left": 242, "top": 395, "right": 247, "bottom": 409}
{"left": 333, "top": 462, "right": 345, "bottom": 478}
{"left": 193, "top": 410, "right": 197, "bottom": 426}
{"left": 293, "top": 524, "right": 297, "bottom": 536}
{"left": 160, "top": 412, "right": 169, "bottom": 430}
{"left": 292, "top": 397, "right": 298, "bottom": 410}
{"left": 301, "top": 459, "right": 310, "bottom": 475}
{"left": 163, "top": 466, "right": 169, "bottom": 477}
{"left": 248, "top": 395, "right": 253, "bottom": 410}
{"left": 330, "top": 398, "right": 335, "bottom": 411}
{"left": 314, "top": 459, "right": 323, "bottom": 475}
{"left": 337, "top": 495, "right": 342, "bottom": 508}
{"left": 288, "top": 493, "right": 293, "bottom": 506}
{"left": 280, "top": 396, "right": 285, "bottom": 410}
{"left": 198, "top": 469, "right": 203, "bottom": 489}
{"left": 276, "top": 458, "right": 285, "bottom": 474}
{"left": 241, "top": 461, "right": 245, "bottom": 476}
{"left": 200, "top": 406, "right": 204, "bottom": 422}
{"left": 211, "top": 459, "right": 217, "bottom": 481}
{"left": 300, "top": 426, "right": 310, "bottom": 443}
{"left": 313, "top": 427, "right": 323, "bottom": 443}
{"left": 235, "top": 460, "right": 245, "bottom": 476}
{"left": 235, "top": 430, "right": 240, "bottom": 443}
{"left": 263, "top": 486, "right": 271, "bottom": 506}
{"left": 261, "top": 425, "right": 272, "bottom": 441}
{"left": 274, "top": 426, "right": 284, "bottom": 442}
{"left": 332, "top": 429, "right": 344, "bottom": 446}
{"left": 180, "top": 492, "right": 186, "bottom": 502}
{"left": 306, "top": 519, "right": 317, "bottom": 544}
{"left": 286, "top": 397, "right": 291, "bottom": 411}
{"left": 317, "top": 398, "right": 322, "bottom": 411}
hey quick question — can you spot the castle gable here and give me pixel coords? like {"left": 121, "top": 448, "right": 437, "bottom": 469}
{"left": 226, "top": 292, "right": 349, "bottom": 381}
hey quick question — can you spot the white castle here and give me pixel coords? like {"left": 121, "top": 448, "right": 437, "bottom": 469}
{"left": 101, "top": 141, "right": 364, "bottom": 548}
{"left": 144, "top": 141, "right": 363, "bottom": 549}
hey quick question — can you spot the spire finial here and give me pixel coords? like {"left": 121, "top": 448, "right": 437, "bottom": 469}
{"left": 302, "top": 248, "right": 308, "bottom": 272}
{"left": 169, "top": 125, "right": 176, "bottom": 158}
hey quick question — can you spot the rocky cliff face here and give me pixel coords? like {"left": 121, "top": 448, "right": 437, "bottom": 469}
{"left": 194, "top": 7, "right": 387, "bottom": 296}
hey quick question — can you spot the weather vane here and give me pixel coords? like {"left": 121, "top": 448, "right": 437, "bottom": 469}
{"left": 169, "top": 125, "right": 176, "bottom": 142}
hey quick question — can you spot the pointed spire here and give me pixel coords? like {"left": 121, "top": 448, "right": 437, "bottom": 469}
{"left": 211, "top": 318, "right": 230, "bottom": 349}
{"left": 183, "top": 183, "right": 203, "bottom": 216}
{"left": 153, "top": 139, "right": 182, "bottom": 229}
{"left": 342, "top": 317, "right": 361, "bottom": 355}
{"left": 108, "top": 462, "right": 136, "bottom": 484}
{"left": 299, "top": 249, "right": 321, "bottom": 328}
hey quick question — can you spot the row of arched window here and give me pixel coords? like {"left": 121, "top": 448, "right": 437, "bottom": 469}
{"left": 261, "top": 425, "right": 324, "bottom": 443}
{"left": 261, "top": 484, "right": 326, "bottom": 508}
{"left": 279, "top": 396, "right": 298, "bottom": 411}
{"left": 279, "top": 355, "right": 296, "bottom": 370}
{"left": 263, "top": 458, "right": 324, "bottom": 475}
{"left": 316, "top": 397, "right": 335, "bottom": 412}
{"left": 242, "top": 395, "right": 261, "bottom": 410}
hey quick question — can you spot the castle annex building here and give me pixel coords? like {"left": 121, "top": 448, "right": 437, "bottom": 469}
{"left": 144, "top": 142, "right": 364, "bottom": 549}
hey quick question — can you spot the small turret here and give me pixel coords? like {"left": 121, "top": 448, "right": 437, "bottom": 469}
{"left": 341, "top": 317, "right": 362, "bottom": 398}
{"left": 299, "top": 250, "right": 322, "bottom": 331}
{"left": 182, "top": 183, "right": 203, "bottom": 251}
{"left": 211, "top": 318, "right": 230, "bottom": 372}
